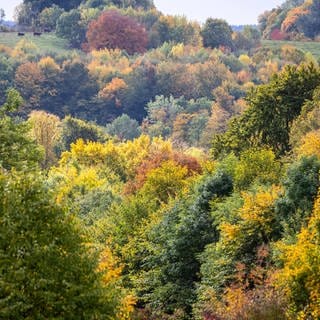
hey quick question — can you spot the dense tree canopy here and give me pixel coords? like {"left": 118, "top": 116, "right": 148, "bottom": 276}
{"left": 23, "top": 0, "right": 82, "bottom": 12}
{"left": 56, "top": 9, "right": 87, "bottom": 48}
{"left": 0, "top": 89, "right": 42, "bottom": 170}
{"left": 212, "top": 63, "right": 320, "bottom": 157}
{"left": 201, "top": 18, "right": 233, "bottom": 49}
{"left": 85, "top": 10, "right": 148, "bottom": 54}
{"left": 0, "top": 171, "right": 118, "bottom": 319}
{"left": 140, "top": 171, "right": 233, "bottom": 318}
{"left": 259, "top": 0, "right": 320, "bottom": 40}
{"left": 3, "top": 2, "right": 320, "bottom": 319}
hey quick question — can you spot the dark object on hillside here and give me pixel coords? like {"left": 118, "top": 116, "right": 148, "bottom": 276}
{"left": 17, "top": 32, "right": 25, "bottom": 36}
{"left": 43, "top": 28, "right": 51, "bottom": 33}
{"left": 33, "top": 31, "right": 42, "bottom": 36}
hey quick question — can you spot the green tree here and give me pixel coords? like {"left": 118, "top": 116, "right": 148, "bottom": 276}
{"left": 58, "top": 60, "right": 99, "bottom": 118}
{"left": 140, "top": 160, "right": 189, "bottom": 204}
{"left": 0, "top": 89, "right": 41, "bottom": 171}
{"left": 23, "top": 0, "right": 82, "bottom": 13}
{"left": 83, "top": 0, "right": 154, "bottom": 10}
{"left": 141, "top": 171, "right": 233, "bottom": 318}
{"left": 125, "top": 0, "right": 155, "bottom": 9}
{"left": 233, "top": 26, "right": 261, "bottom": 51}
{"left": 151, "top": 15, "right": 200, "bottom": 47}
{"left": 275, "top": 156, "right": 320, "bottom": 237}
{"left": 39, "top": 4, "right": 64, "bottom": 30}
{"left": 234, "top": 148, "right": 281, "bottom": 190}
{"left": 37, "top": 56, "right": 62, "bottom": 116}
{"left": 212, "top": 63, "right": 320, "bottom": 157}
{"left": 28, "top": 110, "right": 61, "bottom": 168}
{"left": 57, "top": 116, "right": 108, "bottom": 153}
{"left": 14, "top": 3, "right": 35, "bottom": 27}
{"left": 145, "top": 95, "right": 184, "bottom": 138}
{"left": 242, "top": 25, "right": 261, "bottom": 44}
{"left": 201, "top": 18, "right": 233, "bottom": 49}
{"left": 56, "top": 9, "right": 86, "bottom": 48}
{"left": 0, "top": 8, "right": 5, "bottom": 25}
{"left": 0, "top": 170, "right": 118, "bottom": 319}
{"left": 106, "top": 114, "right": 141, "bottom": 140}
{"left": 0, "top": 90, "right": 120, "bottom": 319}
{"left": 246, "top": 63, "right": 320, "bottom": 155}
{"left": 0, "top": 58, "right": 14, "bottom": 103}
{"left": 119, "top": 62, "right": 157, "bottom": 122}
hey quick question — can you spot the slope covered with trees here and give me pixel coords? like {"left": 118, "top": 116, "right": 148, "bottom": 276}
{"left": 259, "top": 0, "right": 320, "bottom": 40}
{"left": 1, "top": 0, "right": 320, "bottom": 319}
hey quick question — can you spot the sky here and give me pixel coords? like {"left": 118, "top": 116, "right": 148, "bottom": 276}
{"left": 154, "top": 0, "right": 285, "bottom": 25}
{"left": 2, "top": 0, "right": 285, "bottom": 24}
{"left": 2, "top": 0, "right": 21, "bottom": 20}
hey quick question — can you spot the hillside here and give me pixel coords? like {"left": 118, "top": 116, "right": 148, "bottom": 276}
{"left": 0, "top": 32, "right": 79, "bottom": 55}
{"left": 1, "top": 1, "right": 320, "bottom": 319}
{"left": 259, "top": 0, "right": 320, "bottom": 40}
{"left": 262, "top": 39, "right": 320, "bottom": 58}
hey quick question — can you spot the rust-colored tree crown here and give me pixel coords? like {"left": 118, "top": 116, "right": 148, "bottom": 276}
{"left": 84, "top": 10, "right": 148, "bottom": 55}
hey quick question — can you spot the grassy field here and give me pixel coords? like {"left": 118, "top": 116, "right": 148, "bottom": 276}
{"left": 1, "top": 32, "right": 320, "bottom": 60}
{"left": 262, "top": 40, "right": 320, "bottom": 59}
{"left": 0, "top": 32, "right": 80, "bottom": 55}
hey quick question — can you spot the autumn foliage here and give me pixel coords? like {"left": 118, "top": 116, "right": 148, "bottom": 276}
{"left": 270, "top": 28, "right": 287, "bottom": 41}
{"left": 124, "top": 148, "right": 202, "bottom": 195}
{"left": 4, "top": 0, "right": 320, "bottom": 318}
{"left": 281, "top": 6, "right": 309, "bottom": 34}
{"left": 84, "top": 10, "right": 148, "bottom": 55}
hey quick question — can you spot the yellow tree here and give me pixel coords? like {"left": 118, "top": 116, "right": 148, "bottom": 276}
{"left": 297, "top": 129, "right": 320, "bottom": 158}
{"left": 140, "top": 160, "right": 189, "bottom": 204}
{"left": 98, "top": 77, "right": 128, "bottom": 107}
{"left": 28, "top": 110, "right": 61, "bottom": 168}
{"left": 234, "top": 148, "right": 281, "bottom": 190}
{"left": 11, "top": 39, "right": 38, "bottom": 59}
{"left": 48, "top": 139, "right": 124, "bottom": 208}
{"left": 98, "top": 246, "right": 136, "bottom": 320}
{"left": 88, "top": 49, "right": 132, "bottom": 86}
{"left": 281, "top": 5, "right": 309, "bottom": 34}
{"left": 14, "top": 61, "right": 44, "bottom": 109}
{"left": 277, "top": 192, "right": 320, "bottom": 319}
{"left": 197, "top": 186, "right": 283, "bottom": 320}
{"left": 220, "top": 185, "right": 282, "bottom": 251}
{"left": 38, "top": 56, "right": 60, "bottom": 73}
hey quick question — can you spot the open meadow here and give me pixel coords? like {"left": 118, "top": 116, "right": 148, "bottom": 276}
{"left": 0, "top": 32, "right": 80, "bottom": 55}
{"left": 262, "top": 39, "right": 320, "bottom": 59}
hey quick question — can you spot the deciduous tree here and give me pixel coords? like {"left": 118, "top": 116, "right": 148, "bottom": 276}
{"left": 0, "top": 89, "right": 41, "bottom": 170}
{"left": 56, "top": 9, "right": 86, "bottom": 48}
{"left": 85, "top": 10, "right": 148, "bottom": 55}
{"left": 28, "top": 110, "right": 61, "bottom": 168}
{"left": 0, "top": 170, "right": 118, "bottom": 319}
{"left": 212, "top": 63, "right": 320, "bottom": 157}
{"left": 201, "top": 18, "right": 233, "bottom": 49}
{"left": 14, "top": 62, "right": 44, "bottom": 111}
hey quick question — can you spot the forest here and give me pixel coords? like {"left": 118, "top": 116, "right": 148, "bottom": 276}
{"left": 0, "top": 0, "right": 320, "bottom": 319}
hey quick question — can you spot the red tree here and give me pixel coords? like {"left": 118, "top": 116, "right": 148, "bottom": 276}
{"left": 84, "top": 10, "right": 148, "bottom": 55}
{"left": 123, "top": 150, "right": 202, "bottom": 195}
{"left": 270, "top": 28, "right": 287, "bottom": 40}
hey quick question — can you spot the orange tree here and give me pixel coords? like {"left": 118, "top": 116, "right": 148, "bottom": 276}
{"left": 84, "top": 10, "right": 148, "bottom": 55}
